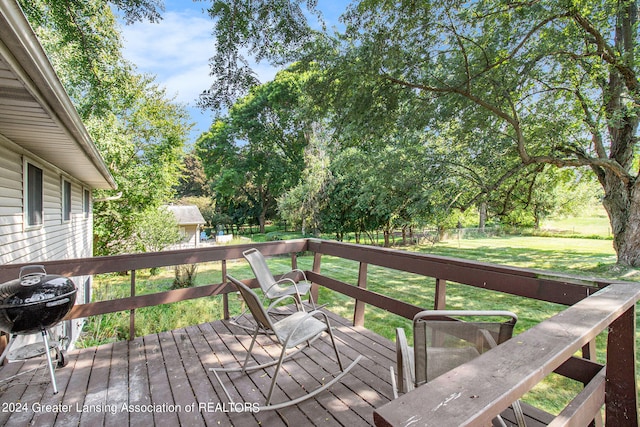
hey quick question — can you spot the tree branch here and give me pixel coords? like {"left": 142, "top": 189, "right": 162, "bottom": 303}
{"left": 572, "top": 11, "right": 638, "bottom": 94}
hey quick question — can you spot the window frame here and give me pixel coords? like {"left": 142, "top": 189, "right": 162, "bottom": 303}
{"left": 83, "top": 188, "right": 91, "bottom": 218}
{"left": 62, "top": 178, "right": 72, "bottom": 222}
{"left": 24, "top": 160, "right": 44, "bottom": 229}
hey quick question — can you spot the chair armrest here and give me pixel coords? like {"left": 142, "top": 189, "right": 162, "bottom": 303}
{"left": 282, "top": 268, "right": 309, "bottom": 283}
{"left": 266, "top": 294, "right": 304, "bottom": 313}
{"left": 263, "top": 278, "right": 306, "bottom": 312}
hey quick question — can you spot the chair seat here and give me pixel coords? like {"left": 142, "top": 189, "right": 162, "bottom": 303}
{"left": 273, "top": 311, "right": 327, "bottom": 348}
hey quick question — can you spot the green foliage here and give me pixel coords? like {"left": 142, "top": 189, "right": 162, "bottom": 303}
{"left": 175, "top": 154, "right": 211, "bottom": 198}
{"left": 198, "top": 0, "right": 640, "bottom": 264}
{"left": 132, "top": 206, "right": 183, "bottom": 253}
{"left": 196, "top": 68, "right": 312, "bottom": 232}
{"left": 199, "top": 0, "right": 320, "bottom": 110}
{"left": 21, "top": 0, "right": 191, "bottom": 256}
{"left": 277, "top": 124, "right": 333, "bottom": 235}
{"left": 173, "top": 264, "right": 198, "bottom": 289}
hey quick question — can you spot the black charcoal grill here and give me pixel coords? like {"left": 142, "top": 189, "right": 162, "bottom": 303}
{"left": 0, "top": 266, "right": 76, "bottom": 394}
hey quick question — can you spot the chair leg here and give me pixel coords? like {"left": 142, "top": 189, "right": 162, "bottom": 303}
{"left": 511, "top": 400, "right": 528, "bottom": 427}
{"left": 265, "top": 343, "right": 289, "bottom": 405}
{"left": 326, "top": 324, "right": 344, "bottom": 371}
{"left": 241, "top": 329, "right": 260, "bottom": 374}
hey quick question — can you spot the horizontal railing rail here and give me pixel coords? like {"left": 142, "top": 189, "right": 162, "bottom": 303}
{"left": 0, "top": 238, "right": 636, "bottom": 426}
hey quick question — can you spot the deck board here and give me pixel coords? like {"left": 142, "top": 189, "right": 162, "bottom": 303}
{"left": 0, "top": 309, "right": 552, "bottom": 426}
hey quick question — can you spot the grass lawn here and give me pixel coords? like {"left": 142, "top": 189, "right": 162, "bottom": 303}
{"left": 540, "top": 207, "right": 611, "bottom": 238}
{"left": 79, "top": 216, "right": 638, "bottom": 416}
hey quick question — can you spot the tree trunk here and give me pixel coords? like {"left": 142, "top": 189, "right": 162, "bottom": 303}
{"left": 478, "top": 201, "right": 487, "bottom": 231}
{"left": 602, "top": 1, "right": 639, "bottom": 266}
{"left": 258, "top": 214, "right": 266, "bottom": 234}
{"left": 383, "top": 229, "right": 391, "bottom": 247}
{"left": 601, "top": 171, "right": 640, "bottom": 267}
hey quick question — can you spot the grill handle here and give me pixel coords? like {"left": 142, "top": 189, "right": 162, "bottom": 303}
{"left": 45, "top": 298, "right": 71, "bottom": 308}
{"left": 19, "top": 265, "right": 46, "bottom": 279}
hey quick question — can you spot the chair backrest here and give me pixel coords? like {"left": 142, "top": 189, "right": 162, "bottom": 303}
{"left": 243, "top": 248, "right": 277, "bottom": 293}
{"left": 413, "top": 310, "right": 517, "bottom": 386}
{"left": 226, "top": 274, "right": 275, "bottom": 333}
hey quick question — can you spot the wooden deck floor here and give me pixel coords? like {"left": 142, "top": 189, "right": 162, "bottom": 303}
{"left": 0, "top": 309, "right": 395, "bottom": 426}
{"left": 0, "top": 309, "right": 554, "bottom": 426}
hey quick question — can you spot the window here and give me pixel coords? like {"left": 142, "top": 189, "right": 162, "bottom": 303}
{"left": 26, "top": 163, "right": 43, "bottom": 227}
{"left": 83, "top": 188, "right": 91, "bottom": 218}
{"left": 62, "top": 179, "right": 71, "bottom": 221}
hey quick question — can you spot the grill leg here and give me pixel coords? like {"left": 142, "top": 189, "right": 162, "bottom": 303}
{"left": 41, "top": 330, "right": 58, "bottom": 394}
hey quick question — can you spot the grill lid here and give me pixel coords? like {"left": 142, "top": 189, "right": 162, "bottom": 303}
{"left": 0, "top": 265, "right": 77, "bottom": 334}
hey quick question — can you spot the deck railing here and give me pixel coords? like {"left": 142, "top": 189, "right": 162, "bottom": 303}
{"left": 0, "top": 238, "right": 637, "bottom": 426}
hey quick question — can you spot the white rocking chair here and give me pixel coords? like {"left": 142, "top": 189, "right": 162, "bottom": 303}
{"left": 211, "top": 275, "right": 361, "bottom": 411}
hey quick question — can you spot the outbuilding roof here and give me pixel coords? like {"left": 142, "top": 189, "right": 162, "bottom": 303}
{"left": 164, "top": 205, "right": 206, "bottom": 226}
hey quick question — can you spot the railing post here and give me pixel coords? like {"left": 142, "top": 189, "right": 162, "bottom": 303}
{"left": 310, "top": 252, "right": 322, "bottom": 304}
{"left": 605, "top": 305, "right": 638, "bottom": 426}
{"left": 222, "top": 260, "right": 229, "bottom": 320}
{"left": 582, "top": 340, "right": 603, "bottom": 427}
{"left": 353, "top": 262, "right": 368, "bottom": 327}
{"left": 129, "top": 269, "right": 136, "bottom": 340}
{"left": 434, "top": 278, "right": 446, "bottom": 310}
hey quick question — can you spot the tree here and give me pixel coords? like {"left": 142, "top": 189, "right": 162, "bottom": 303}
{"left": 336, "top": 0, "right": 639, "bottom": 264}
{"left": 199, "top": 0, "right": 321, "bottom": 111}
{"left": 175, "top": 154, "right": 211, "bottom": 198}
{"left": 21, "top": 0, "right": 190, "bottom": 256}
{"left": 278, "top": 123, "right": 333, "bottom": 235}
{"left": 133, "top": 206, "right": 183, "bottom": 253}
{"left": 197, "top": 68, "right": 311, "bottom": 232}
{"left": 201, "top": 0, "right": 640, "bottom": 265}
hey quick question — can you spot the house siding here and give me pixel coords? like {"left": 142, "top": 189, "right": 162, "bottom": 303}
{"left": 0, "top": 139, "right": 92, "bottom": 347}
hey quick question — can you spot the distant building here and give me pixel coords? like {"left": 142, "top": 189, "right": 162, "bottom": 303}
{"left": 163, "top": 205, "right": 206, "bottom": 248}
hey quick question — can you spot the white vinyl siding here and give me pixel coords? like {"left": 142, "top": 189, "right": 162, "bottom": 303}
{"left": 0, "top": 142, "right": 93, "bottom": 344}
{"left": 0, "top": 141, "right": 93, "bottom": 267}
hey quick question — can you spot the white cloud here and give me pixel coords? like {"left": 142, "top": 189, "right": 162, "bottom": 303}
{"left": 118, "top": 8, "right": 283, "bottom": 141}
{"left": 120, "top": 10, "right": 213, "bottom": 106}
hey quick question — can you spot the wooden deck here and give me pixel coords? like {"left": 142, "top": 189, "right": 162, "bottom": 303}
{"left": 0, "top": 309, "right": 553, "bottom": 427}
{"left": 0, "top": 309, "right": 394, "bottom": 426}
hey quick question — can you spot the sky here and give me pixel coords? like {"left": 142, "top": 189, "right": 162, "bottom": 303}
{"left": 118, "top": 1, "right": 347, "bottom": 146}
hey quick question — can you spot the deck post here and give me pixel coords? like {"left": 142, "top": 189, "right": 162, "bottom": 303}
{"left": 310, "top": 252, "right": 322, "bottom": 304}
{"left": 605, "top": 305, "right": 638, "bottom": 426}
{"left": 434, "top": 278, "right": 446, "bottom": 310}
{"left": 582, "top": 339, "right": 603, "bottom": 427}
{"left": 353, "top": 262, "right": 368, "bottom": 326}
{"left": 222, "top": 260, "right": 229, "bottom": 320}
{"left": 129, "top": 269, "right": 136, "bottom": 340}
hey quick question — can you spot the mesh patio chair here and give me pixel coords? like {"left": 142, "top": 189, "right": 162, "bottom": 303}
{"left": 211, "top": 275, "right": 361, "bottom": 411}
{"left": 392, "top": 310, "right": 527, "bottom": 427}
{"left": 243, "top": 247, "right": 316, "bottom": 311}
